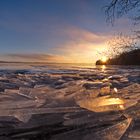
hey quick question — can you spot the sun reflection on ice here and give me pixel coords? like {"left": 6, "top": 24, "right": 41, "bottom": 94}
{"left": 101, "top": 65, "right": 106, "bottom": 71}
{"left": 77, "top": 96, "right": 125, "bottom": 112}
{"left": 114, "top": 88, "right": 118, "bottom": 93}
{"left": 119, "top": 105, "right": 125, "bottom": 110}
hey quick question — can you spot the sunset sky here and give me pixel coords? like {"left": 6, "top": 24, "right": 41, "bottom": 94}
{"left": 0, "top": 0, "right": 134, "bottom": 63}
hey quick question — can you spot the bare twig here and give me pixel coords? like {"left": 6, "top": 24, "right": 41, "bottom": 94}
{"left": 105, "top": 0, "right": 140, "bottom": 24}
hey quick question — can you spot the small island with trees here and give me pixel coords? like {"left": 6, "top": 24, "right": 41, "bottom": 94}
{"left": 96, "top": 0, "right": 140, "bottom": 66}
{"left": 96, "top": 33, "right": 140, "bottom": 65}
{"left": 96, "top": 34, "right": 140, "bottom": 65}
{"left": 96, "top": 48, "right": 140, "bottom": 65}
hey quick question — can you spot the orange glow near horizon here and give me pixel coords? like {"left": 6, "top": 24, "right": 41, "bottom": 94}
{"left": 0, "top": 27, "right": 111, "bottom": 63}
{"left": 0, "top": 47, "right": 109, "bottom": 64}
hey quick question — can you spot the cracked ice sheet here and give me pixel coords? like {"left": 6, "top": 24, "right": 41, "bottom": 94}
{"left": 0, "top": 64, "right": 139, "bottom": 139}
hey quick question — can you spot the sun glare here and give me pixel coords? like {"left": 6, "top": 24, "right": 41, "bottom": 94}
{"left": 101, "top": 56, "right": 107, "bottom": 62}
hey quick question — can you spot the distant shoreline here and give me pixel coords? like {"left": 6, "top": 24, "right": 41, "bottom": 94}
{"left": 0, "top": 61, "right": 92, "bottom": 64}
{"left": 96, "top": 49, "right": 140, "bottom": 65}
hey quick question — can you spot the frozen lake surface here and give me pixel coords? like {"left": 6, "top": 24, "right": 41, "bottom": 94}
{"left": 0, "top": 63, "right": 139, "bottom": 140}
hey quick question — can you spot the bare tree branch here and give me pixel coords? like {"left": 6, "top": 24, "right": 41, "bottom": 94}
{"left": 100, "top": 33, "right": 137, "bottom": 58}
{"left": 105, "top": 0, "right": 140, "bottom": 24}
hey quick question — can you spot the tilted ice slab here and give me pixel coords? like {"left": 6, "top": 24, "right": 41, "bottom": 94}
{"left": 77, "top": 95, "right": 137, "bottom": 112}
{"left": 83, "top": 117, "right": 132, "bottom": 140}
{"left": 0, "top": 106, "right": 84, "bottom": 123}
{"left": 51, "top": 117, "right": 132, "bottom": 140}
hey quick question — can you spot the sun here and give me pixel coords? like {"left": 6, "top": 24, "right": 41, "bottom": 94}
{"left": 101, "top": 56, "right": 108, "bottom": 63}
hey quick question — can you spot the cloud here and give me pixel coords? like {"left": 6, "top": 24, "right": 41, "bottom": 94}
{"left": 0, "top": 26, "right": 111, "bottom": 63}
{"left": 61, "top": 27, "right": 108, "bottom": 44}
{"left": 0, "top": 53, "right": 72, "bottom": 63}
{"left": 53, "top": 27, "right": 110, "bottom": 63}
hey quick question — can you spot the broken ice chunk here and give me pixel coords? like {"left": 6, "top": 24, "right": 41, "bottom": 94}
{"left": 77, "top": 96, "right": 137, "bottom": 112}
{"left": 120, "top": 77, "right": 129, "bottom": 83}
{"left": 51, "top": 116, "right": 132, "bottom": 140}
{"left": 0, "top": 99, "right": 45, "bottom": 109}
{"left": 121, "top": 83, "right": 140, "bottom": 95}
{"left": 18, "top": 87, "right": 33, "bottom": 99}
{"left": 14, "top": 112, "right": 32, "bottom": 123}
{"left": 3, "top": 89, "right": 28, "bottom": 101}
{"left": 8, "top": 107, "right": 84, "bottom": 123}
{"left": 100, "top": 86, "right": 110, "bottom": 96}
{"left": 63, "top": 113, "right": 123, "bottom": 127}
{"left": 108, "top": 75, "right": 123, "bottom": 80}
{"left": 30, "top": 85, "right": 53, "bottom": 99}
{"left": 113, "top": 88, "right": 118, "bottom": 93}
{"left": 128, "top": 130, "right": 140, "bottom": 139}
{"left": 83, "top": 117, "right": 132, "bottom": 140}
{"left": 83, "top": 81, "right": 103, "bottom": 90}
{"left": 4, "top": 89, "right": 19, "bottom": 94}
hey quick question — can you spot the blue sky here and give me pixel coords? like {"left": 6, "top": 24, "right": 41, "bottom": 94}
{"left": 0, "top": 0, "right": 135, "bottom": 62}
